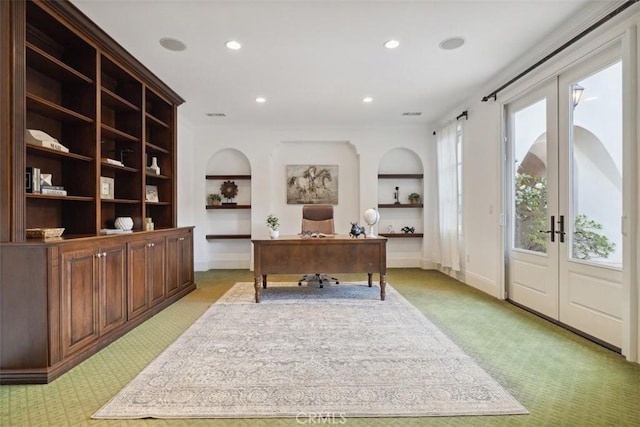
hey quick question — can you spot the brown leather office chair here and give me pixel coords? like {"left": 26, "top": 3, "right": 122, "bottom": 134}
{"left": 298, "top": 205, "right": 339, "bottom": 288}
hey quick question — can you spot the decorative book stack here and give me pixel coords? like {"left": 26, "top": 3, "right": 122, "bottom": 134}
{"left": 25, "top": 167, "right": 67, "bottom": 196}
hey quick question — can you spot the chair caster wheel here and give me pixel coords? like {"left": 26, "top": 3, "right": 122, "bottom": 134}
{"left": 298, "top": 282, "right": 302, "bottom": 286}
{"left": 320, "top": 284, "right": 324, "bottom": 288}
{"left": 336, "top": 281, "right": 340, "bottom": 284}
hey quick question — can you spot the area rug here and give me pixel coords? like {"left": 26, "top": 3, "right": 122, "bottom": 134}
{"left": 93, "top": 282, "right": 528, "bottom": 419}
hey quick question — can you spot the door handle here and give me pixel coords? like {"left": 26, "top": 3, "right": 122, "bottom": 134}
{"left": 555, "top": 215, "right": 565, "bottom": 243}
{"left": 538, "top": 215, "right": 555, "bottom": 242}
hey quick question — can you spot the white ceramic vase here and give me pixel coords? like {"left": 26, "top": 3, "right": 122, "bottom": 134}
{"left": 150, "top": 157, "right": 160, "bottom": 175}
{"left": 114, "top": 216, "right": 134, "bottom": 230}
{"left": 269, "top": 229, "right": 279, "bottom": 239}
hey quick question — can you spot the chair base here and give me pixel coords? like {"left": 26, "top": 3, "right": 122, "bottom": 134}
{"left": 298, "top": 274, "right": 339, "bottom": 288}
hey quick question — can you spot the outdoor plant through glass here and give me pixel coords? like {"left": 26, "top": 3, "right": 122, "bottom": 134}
{"left": 514, "top": 173, "right": 614, "bottom": 260}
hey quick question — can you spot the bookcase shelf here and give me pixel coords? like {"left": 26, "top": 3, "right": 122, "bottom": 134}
{"left": 26, "top": 42, "right": 93, "bottom": 84}
{"left": 26, "top": 93, "right": 94, "bottom": 123}
{"left": 28, "top": 145, "right": 93, "bottom": 162}
{"left": 1, "top": 0, "right": 193, "bottom": 386}
{"left": 101, "top": 87, "right": 140, "bottom": 112}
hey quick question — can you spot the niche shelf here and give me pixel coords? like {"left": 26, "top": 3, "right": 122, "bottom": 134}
{"left": 377, "top": 173, "right": 424, "bottom": 238}
{"left": 205, "top": 174, "right": 251, "bottom": 238}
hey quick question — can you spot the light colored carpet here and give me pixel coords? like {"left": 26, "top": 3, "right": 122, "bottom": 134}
{"left": 93, "top": 282, "right": 528, "bottom": 419}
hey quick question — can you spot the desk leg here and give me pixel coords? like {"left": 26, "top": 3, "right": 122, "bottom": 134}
{"left": 380, "top": 274, "right": 386, "bottom": 301}
{"left": 367, "top": 273, "right": 373, "bottom": 287}
{"left": 254, "top": 276, "right": 261, "bottom": 303}
{"left": 262, "top": 274, "right": 267, "bottom": 289}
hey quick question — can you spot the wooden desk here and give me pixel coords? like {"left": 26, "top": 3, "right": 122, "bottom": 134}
{"left": 251, "top": 235, "right": 387, "bottom": 303}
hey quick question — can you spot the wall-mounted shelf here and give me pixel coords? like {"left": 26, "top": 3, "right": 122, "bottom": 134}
{"left": 206, "top": 234, "right": 251, "bottom": 240}
{"left": 206, "top": 174, "right": 251, "bottom": 180}
{"left": 206, "top": 204, "right": 251, "bottom": 210}
{"left": 206, "top": 172, "right": 252, "bottom": 241}
{"left": 378, "top": 204, "right": 423, "bottom": 208}
{"left": 378, "top": 174, "right": 424, "bottom": 179}
{"left": 377, "top": 168, "right": 423, "bottom": 240}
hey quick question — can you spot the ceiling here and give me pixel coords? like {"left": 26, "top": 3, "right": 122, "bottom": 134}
{"left": 71, "top": 0, "right": 607, "bottom": 128}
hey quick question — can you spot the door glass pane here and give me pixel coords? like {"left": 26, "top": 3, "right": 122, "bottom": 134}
{"left": 569, "top": 61, "right": 622, "bottom": 267}
{"left": 513, "top": 99, "right": 548, "bottom": 253}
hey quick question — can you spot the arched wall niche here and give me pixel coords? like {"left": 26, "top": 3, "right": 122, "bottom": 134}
{"left": 378, "top": 147, "right": 424, "bottom": 175}
{"left": 377, "top": 147, "right": 425, "bottom": 239}
{"left": 205, "top": 148, "right": 252, "bottom": 238}
{"left": 205, "top": 148, "right": 251, "bottom": 175}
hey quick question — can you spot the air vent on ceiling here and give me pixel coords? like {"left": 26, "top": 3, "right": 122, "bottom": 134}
{"left": 206, "top": 113, "right": 226, "bottom": 117}
{"left": 402, "top": 112, "right": 422, "bottom": 116}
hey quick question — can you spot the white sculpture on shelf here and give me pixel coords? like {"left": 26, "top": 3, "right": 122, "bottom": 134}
{"left": 363, "top": 208, "right": 380, "bottom": 238}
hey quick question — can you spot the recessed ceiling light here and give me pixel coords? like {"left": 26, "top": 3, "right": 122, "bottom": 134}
{"left": 225, "top": 40, "right": 242, "bottom": 50}
{"left": 206, "top": 113, "right": 226, "bottom": 117}
{"left": 159, "top": 37, "right": 187, "bottom": 52}
{"left": 256, "top": 97, "right": 266, "bottom": 103}
{"left": 362, "top": 97, "right": 373, "bottom": 103}
{"left": 402, "top": 112, "right": 422, "bottom": 116}
{"left": 439, "top": 37, "right": 465, "bottom": 50}
{"left": 383, "top": 39, "right": 400, "bottom": 49}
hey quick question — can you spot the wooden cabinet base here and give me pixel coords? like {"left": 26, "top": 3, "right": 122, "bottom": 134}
{"left": 0, "top": 284, "right": 194, "bottom": 385}
{"left": 0, "top": 227, "right": 195, "bottom": 384}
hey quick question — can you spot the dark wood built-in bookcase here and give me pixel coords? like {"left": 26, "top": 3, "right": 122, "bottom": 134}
{"left": 0, "top": 0, "right": 194, "bottom": 384}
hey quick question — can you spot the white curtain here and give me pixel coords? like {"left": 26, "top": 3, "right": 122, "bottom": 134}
{"left": 435, "top": 120, "right": 460, "bottom": 271}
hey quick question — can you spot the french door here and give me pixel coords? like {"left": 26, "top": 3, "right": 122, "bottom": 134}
{"left": 506, "top": 44, "right": 623, "bottom": 349}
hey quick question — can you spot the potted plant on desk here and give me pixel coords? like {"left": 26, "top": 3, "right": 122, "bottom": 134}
{"left": 266, "top": 213, "right": 280, "bottom": 239}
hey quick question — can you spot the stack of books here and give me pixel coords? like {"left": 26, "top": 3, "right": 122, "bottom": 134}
{"left": 25, "top": 167, "right": 67, "bottom": 196}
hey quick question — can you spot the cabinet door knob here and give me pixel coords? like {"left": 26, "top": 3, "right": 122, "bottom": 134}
{"left": 96, "top": 253, "right": 102, "bottom": 258}
{"left": 102, "top": 252, "right": 107, "bottom": 257}
{"left": 179, "top": 237, "right": 184, "bottom": 241}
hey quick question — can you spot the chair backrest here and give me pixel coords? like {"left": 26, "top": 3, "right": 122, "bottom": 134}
{"left": 301, "top": 205, "right": 335, "bottom": 234}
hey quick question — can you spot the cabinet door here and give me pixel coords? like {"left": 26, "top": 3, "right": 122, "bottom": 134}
{"left": 127, "top": 240, "right": 148, "bottom": 319}
{"left": 99, "top": 244, "right": 126, "bottom": 335}
{"left": 165, "top": 234, "right": 180, "bottom": 297}
{"left": 166, "top": 230, "right": 193, "bottom": 296}
{"left": 60, "top": 247, "right": 100, "bottom": 358}
{"left": 178, "top": 231, "right": 194, "bottom": 289}
{"left": 148, "top": 238, "right": 166, "bottom": 307}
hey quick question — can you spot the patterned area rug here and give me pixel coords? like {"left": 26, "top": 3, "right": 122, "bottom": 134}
{"left": 93, "top": 282, "right": 528, "bottom": 419}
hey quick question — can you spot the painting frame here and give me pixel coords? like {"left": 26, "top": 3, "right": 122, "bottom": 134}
{"left": 145, "top": 185, "right": 159, "bottom": 203}
{"left": 100, "top": 176, "right": 114, "bottom": 200}
{"left": 286, "top": 164, "right": 338, "bottom": 205}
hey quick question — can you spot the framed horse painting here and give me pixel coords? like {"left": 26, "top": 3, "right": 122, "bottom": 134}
{"left": 286, "top": 164, "right": 338, "bottom": 204}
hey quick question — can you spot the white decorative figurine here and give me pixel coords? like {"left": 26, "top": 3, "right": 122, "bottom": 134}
{"left": 363, "top": 208, "right": 380, "bottom": 238}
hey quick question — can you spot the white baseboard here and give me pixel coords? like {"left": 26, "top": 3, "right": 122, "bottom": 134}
{"left": 195, "top": 260, "right": 250, "bottom": 271}
{"left": 387, "top": 257, "right": 421, "bottom": 268}
{"left": 461, "top": 270, "right": 501, "bottom": 299}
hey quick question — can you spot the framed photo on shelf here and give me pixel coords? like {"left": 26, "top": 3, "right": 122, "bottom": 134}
{"left": 145, "top": 185, "right": 159, "bottom": 202}
{"left": 100, "top": 176, "right": 114, "bottom": 199}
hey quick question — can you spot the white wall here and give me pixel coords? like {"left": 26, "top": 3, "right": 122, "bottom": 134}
{"left": 179, "top": 126, "right": 433, "bottom": 271}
